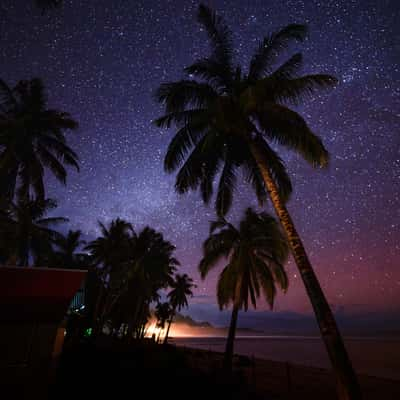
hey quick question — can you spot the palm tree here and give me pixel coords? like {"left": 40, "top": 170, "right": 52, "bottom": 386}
{"left": 155, "top": 4, "right": 361, "bottom": 399}
{"left": 84, "top": 218, "right": 134, "bottom": 334}
{"left": 122, "top": 227, "right": 179, "bottom": 339}
{"left": 0, "top": 198, "right": 66, "bottom": 266}
{"left": 84, "top": 222, "right": 179, "bottom": 338}
{"left": 154, "top": 302, "right": 172, "bottom": 343}
{"left": 164, "top": 274, "right": 195, "bottom": 344}
{"left": 199, "top": 208, "right": 289, "bottom": 370}
{"left": 52, "top": 229, "right": 87, "bottom": 268}
{"left": 0, "top": 78, "right": 79, "bottom": 202}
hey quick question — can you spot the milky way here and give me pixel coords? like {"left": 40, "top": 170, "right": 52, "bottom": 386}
{"left": 1, "top": 0, "right": 399, "bottom": 314}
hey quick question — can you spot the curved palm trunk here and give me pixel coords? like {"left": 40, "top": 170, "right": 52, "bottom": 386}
{"left": 223, "top": 304, "right": 239, "bottom": 372}
{"left": 249, "top": 141, "right": 362, "bottom": 400}
{"left": 163, "top": 307, "right": 175, "bottom": 344}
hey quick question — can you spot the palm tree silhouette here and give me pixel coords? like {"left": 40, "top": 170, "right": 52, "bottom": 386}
{"left": 84, "top": 218, "right": 134, "bottom": 334}
{"left": 164, "top": 273, "right": 195, "bottom": 344}
{"left": 123, "top": 227, "right": 179, "bottom": 339}
{"left": 155, "top": 4, "right": 360, "bottom": 398}
{"left": 0, "top": 78, "right": 79, "bottom": 202}
{"left": 0, "top": 198, "right": 66, "bottom": 266}
{"left": 85, "top": 222, "right": 179, "bottom": 338}
{"left": 199, "top": 208, "right": 288, "bottom": 371}
{"left": 154, "top": 302, "right": 172, "bottom": 343}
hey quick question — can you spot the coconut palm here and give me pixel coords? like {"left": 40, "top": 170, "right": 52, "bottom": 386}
{"left": 84, "top": 218, "right": 134, "bottom": 333}
{"left": 0, "top": 198, "right": 66, "bottom": 266}
{"left": 154, "top": 302, "right": 172, "bottom": 343}
{"left": 122, "top": 227, "right": 179, "bottom": 339}
{"left": 0, "top": 78, "right": 79, "bottom": 202}
{"left": 155, "top": 4, "right": 360, "bottom": 398}
{"left": 164, "top": 274, "right": 195, "bottom": 344}
{"left": 85, "top": 222, "right": 179, "bottom": 338}
{"left": 199, "top": 208, "right": 289, "bottom": 370}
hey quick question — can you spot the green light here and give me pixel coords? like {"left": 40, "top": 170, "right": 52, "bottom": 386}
{"left": 84, "top": 327, "right": 92, "bottom": 337}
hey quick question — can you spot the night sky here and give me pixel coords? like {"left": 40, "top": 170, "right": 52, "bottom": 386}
{"left": 1, "top": 0, "right": 399, "bottom": 319}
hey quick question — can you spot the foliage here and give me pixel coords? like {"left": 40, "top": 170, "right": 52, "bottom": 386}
{"left": 0, "top": 78, "right": 79, "bottom": 202}
{"left": 155, "top": 4, "right": 336, "bottom": 217}
{"left": 0, "top": 197, "right": 66, "bottom": 266}
{"left": 199, "top": 207, "right": 289, "bottom": 310}
{"left": 84, "top": 219, "right": 180, "bottom": 339}
{"left": 155, "top": 302, "right": 172, "bottom": 332}
{"left": 168, "top": 273, "right": 195, "bottom": 311}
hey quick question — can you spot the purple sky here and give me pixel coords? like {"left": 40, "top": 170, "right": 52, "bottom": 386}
{"left": 1, "top": 0, "right": 399, "bottom": 319}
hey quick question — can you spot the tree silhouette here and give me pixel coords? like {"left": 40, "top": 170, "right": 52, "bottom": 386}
{"left": 155, "top": 4, "right": 360, "bottom": 398}
{"left": 0, "top": 79, "right": 79, "bottom": 202}
{"left": 0, "top": 198, "right": 66, "bottom": 266}
{"left": 84, "top": 218, "right": 133, "bottom": 335}
{"left": 154, "top": 302, "right": 172, "bottom": 343}
{"left": 84, "top": 221, "right": 179, "bottom": 339}
{"left": 199, "top": 208, "right": 288, "bottom": 370}
{"left": 164, "top": 273, "right": 195, "bottom": 344}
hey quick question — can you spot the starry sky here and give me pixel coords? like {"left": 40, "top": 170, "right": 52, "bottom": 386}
{"left": 1, "top": 0, "right": 399, "bottom": 319}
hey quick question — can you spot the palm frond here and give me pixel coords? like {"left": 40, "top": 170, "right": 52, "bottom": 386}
{"left": 270, "top": 53, "right": 303, "bottom": 80}
{"left": 248, "top": 24, "right": 307, "bottom": 80}
{"left": 164, "top": 121, "right": 208, "bottom": 172}
{"left": 184, "top": 58, "right": 229, "bottom": 91}
{"left": 37, "top": 145, "right": 67, "bottom": 183}
{"left": 39, "top": 135, "right": 79, "bottom": 171}
{"left": 199, "top": 144, "right": 222, "bottom": 204}
{"left": 174, "top": 130, "right": 223, "bottom": 195}
{"left": 37, "top": 216, "right": 68, "bottom": 226}
{"left": 216, "top": 264, "right": 236, "bottom": 309}
{"left": 215, "top": 157, "right": 236, "bottom": 217}
{"left": 198, "top": 228, "right": 237, "bottom": 279}
{"left": 41, "top": 110, "right": 79, "bottom": 130}
{"left": 272, "top": 74, "right": 338, "bottom": 105}
{"left": 257, "top": 103, "right": 329, "bottom": 167}
{"left": 256, "top": 260, "right": 277, "bottom": 309}
{"left": 197, "top": 4, "right": 233, "bottom": 85}
{"left": 209, "top": 218, "right": 229, "bottom": 234}
{"left": 155, "top": 80, "right": 217, "bottom": 113}
{"left": 154, "top": 109, "right": 207, "bottom": 129}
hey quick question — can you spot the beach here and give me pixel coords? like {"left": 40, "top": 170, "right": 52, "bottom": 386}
{"left": 173, "top": 336, "right": 400, "bottom": 380}
{"left": 174, "top": 337, "right": 400, "bottom": 399}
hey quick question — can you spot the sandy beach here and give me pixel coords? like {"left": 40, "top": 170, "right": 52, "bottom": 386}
{"left": 174, "top": 338, "right": 400, "bottom": 400}
{"left": 172, "top": 336, "right": 400, "bottom": 380}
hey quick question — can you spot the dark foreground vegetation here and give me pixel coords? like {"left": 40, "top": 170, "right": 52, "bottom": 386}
{"left": 50, "top": 338, "right": 263, "bottom": 400}
{"left": 47, "top": 337, "right": 400, "bottom": 400}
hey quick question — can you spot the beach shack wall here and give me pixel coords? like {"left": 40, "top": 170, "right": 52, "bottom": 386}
{"left": 0, "top": 266, "right": 86, "bottom": 398}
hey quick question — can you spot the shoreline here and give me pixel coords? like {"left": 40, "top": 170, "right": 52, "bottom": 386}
{"left": 170, "top": 334, "right": 400, "bottom": 340}
{"left": 171, "top": 335, "right": 400, "bottom": 381}
{"left": 176, "top": 344, "right": 400, "bottom": 400}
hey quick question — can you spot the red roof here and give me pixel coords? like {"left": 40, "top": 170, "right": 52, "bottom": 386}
{"left": 0, "top": 267, "right": 87, "bottom": 323}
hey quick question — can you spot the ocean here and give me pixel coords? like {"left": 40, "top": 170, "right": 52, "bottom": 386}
{"left": 172, "top": 336, "right": 400, "bottom": 380}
